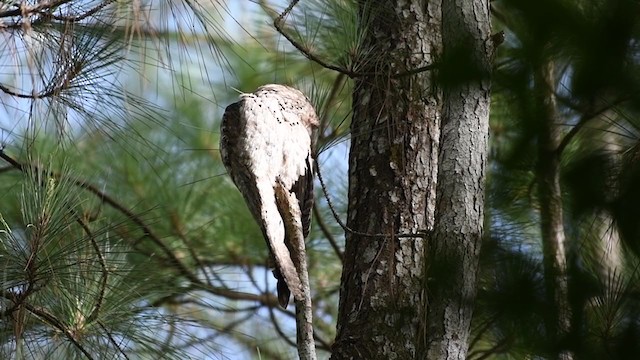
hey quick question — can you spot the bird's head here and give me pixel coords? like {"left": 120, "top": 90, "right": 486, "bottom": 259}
{"left": 250, "top": 84, "right": 320, "bottom": 130}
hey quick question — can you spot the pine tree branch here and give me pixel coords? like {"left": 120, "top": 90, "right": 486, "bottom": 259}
{"left": 468, "top": 313, "right": 502, "bottom": 349}
{"left": 317, "top": 73, "right": 346, "bottom": 143}
{"left": 468, "top": 336, "right": 511, "bottom": 360}
{"left": 45, "top": 0, "right": 116, "bottom": 23}
{"left": 0, "top": 150, "right": 213, "bottom": 294}
{"left": 0, "top": 150, "right": 325, "bottom": 309}
{"left": 24, "top": 303, "right": 94, "bottom": 359}
{"left": 272, "top": 0, "right": 355, "bottom": 78}
{"left": 0, "top": 0, "right": 116, "bottom": 29}
{"left": 270, "top": 0, "right": 436, "bottom": 79}
{"left": 555, "top": 98, "right": 628, "bottom": 156}
{"left": 98, "top": 321, "right": 130, "bottom": 360}
{"left": 0, "top": 291, "right": 96, "bottom": 360}
{"left": 0, "top": 0, "right": 74, "bottom": 20}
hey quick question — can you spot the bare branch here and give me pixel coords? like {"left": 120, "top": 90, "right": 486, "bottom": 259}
{"left": 267, "top": 301, "right": 298, "bottom": 348}
{"left": 275, "top": 180, "right": 317, "bottom": 360}
{"left": 315, "top": 159, "right": 427, "bottom": 239}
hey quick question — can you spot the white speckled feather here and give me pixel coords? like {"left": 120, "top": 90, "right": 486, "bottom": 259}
{"left": 220, "top": 84, "right": 318, "bottom": 307}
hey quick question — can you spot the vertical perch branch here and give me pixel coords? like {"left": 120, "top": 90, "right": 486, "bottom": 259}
{"left": 275, "top": 181, "right": 316, "bottom": 360}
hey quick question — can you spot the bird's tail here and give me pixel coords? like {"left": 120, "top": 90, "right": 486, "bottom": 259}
{"left": 259, "top": 187, "right": 304, "bottom": 308}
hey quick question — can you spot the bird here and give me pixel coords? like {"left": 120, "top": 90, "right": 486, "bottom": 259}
{"left": 219, "top": 84, "right": 318, "bottom": 308}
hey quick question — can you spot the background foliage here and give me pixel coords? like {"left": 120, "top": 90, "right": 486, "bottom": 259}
{"left": 0, "top": 0, "right": 639, "bottom": 359}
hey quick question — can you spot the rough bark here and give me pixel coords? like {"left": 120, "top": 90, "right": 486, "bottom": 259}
{"left": 330, "top": 1, "right": 441, "bottom": 359}
{"left": 535, "top": 62, "right": 572, "bottom": 359}
{"left": 425, "top": 0, "right": 492, "bottom": 359}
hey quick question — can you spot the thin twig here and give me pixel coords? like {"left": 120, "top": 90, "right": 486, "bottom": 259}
{"left": 22, "top": 302, "right": 95, "bottom": 360}
{"left": 0, "top": 0, "right": 74, "bottom": 19}
{"left": 315, "top": 160, "right": 427, "bottom": 239}
{"left": 245, "top": 265, "right": 263, "bottom": 294}
{"left": 275, "top": 181, "right": 317, "bottom": 360}
{"left": 317, "top": 73, "right": 346, "bottom": 144}
{"left": 267, "top": 302, "right": 298, "bottom": 348}
{"left": 171, "top": 212, "right": 214, "bottom": 286}
{"left": 556, "top": 99, "right": 628, "bottom": 156}
{"left": 44, "top": 0, "right": 116, "bottom": 23}
{"left": 273, "top": 0, "right": 355, "bottom": 78}
{"left": 98, "top": 321, "right": 130, "bottom": 360}
{"left": 468, "top": 336, "right": 511, "bottom": 360}
{"left": 312, "top": 203, "right": 343, "bottom": 263}
{"left": 75, "top": 216, "right": 108, "bottom": 324}
{"left": 0, "top": 84, "right": 42, "bottom": 99}
{"left": 0, "top": 57, "right": 89, "bottom": 100}
{"left": 468, "top": 313, "right": 501, "bottom": 349}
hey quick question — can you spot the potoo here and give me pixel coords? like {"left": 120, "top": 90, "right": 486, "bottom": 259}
{"left": 219, "top": 84, "right": 318, "bottom": 308}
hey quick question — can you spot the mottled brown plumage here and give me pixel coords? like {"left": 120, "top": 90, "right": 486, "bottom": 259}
{"left": 219, "top": 84, "right": 318, "bottom": 307}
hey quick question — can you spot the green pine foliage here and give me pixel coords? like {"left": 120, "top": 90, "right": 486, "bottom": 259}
{"left": 1, "top": 0, "right": 640, "bottom": 358}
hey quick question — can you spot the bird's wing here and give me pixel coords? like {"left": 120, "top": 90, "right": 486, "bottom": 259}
{"left": 219, "top": 101, "right": 239, "bottom": 174}
{"left": 221, "top": 99, "right": 303, "bottom": 308}
{"left": 220, "top": 101, "right": 265, "bottom": 224}
{"left": 290, "top": 155, "right": 314, "bottom": 239}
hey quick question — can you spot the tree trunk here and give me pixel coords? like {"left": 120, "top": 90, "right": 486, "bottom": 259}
{"left": 535, "top": 61, "right": 572, "bottom": 359}
{"left": 330, "top": 1, "right": 441, "bottom": 359}
{"left": 425, "top": 0, "right": 492, "bottom": 359}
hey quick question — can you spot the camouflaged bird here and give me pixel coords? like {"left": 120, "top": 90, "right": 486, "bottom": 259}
{"left": 219, "top": 84, "right": 318, "bottom": 308}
